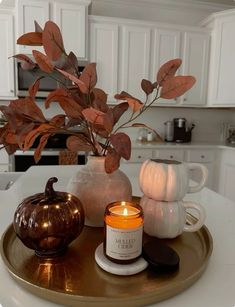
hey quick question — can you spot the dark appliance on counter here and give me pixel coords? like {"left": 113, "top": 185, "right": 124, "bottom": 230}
{"left": 9, "top": 133, "right": 87, "bottom": 172}
{"left": 173, "top": 118, "right": 195, "bottom": 143}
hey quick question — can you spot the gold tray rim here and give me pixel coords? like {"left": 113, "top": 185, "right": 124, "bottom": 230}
{"left": 0, "top": 215, "right": 213, "bottom": 307}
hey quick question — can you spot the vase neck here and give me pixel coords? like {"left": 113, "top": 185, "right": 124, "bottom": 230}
{"left": 87, "top": 156, "right": 106, "bottom": 172}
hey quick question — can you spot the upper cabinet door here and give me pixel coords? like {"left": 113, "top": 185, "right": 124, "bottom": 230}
{"left": 53, "top": 2, "right": 89, "bottom": 59}
{"left": 0, "top": 14, "right": 15, "bottom": 98}
{"left": 180, "top": 31, "right": 210, "bottom": 106}
{"left": 16, "top": 0, "right": 49, "bottom": 53}
{"left": 89, "top": 20, "right": 119, "bottom": 102}
{"left": 151, "top": 28, "right": 181, "bottom": 105}
{"left": 119, "top": 25, "right": 151, "bottom": 101}
{"left": 204, "top": 12, "right": 235, "bottom": 107}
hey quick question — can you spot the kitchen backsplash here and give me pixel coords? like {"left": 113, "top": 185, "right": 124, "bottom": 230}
{"left": 118, "top": 107, "right": 235, "bottom": 143}
{"left": 1, "top": 99, "right": 234, "bottom": 144}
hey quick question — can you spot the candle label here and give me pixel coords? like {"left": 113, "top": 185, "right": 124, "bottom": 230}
{"left": 106, "top": 225, "right": 143, "bottom": 260}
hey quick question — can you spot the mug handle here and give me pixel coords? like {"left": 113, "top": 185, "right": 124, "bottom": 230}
{"left": 187, "top": 163, "right": 208, "bottom": 193}
{"left": 182, "top": 201, "right": 206, "bottom": 232}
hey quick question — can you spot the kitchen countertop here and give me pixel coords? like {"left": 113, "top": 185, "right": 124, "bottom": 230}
{"left": 0, "top": 165, "right": 235, "bottom": 307}
{"left": 131, "top": 140, "right": 235, "bottom": 150}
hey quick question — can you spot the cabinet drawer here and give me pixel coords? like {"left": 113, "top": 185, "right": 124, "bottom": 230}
{"left": 129, "top": 149, "right": 153, "bottom": 163}
{"left": 186, "top": 149, "right": 215, "bottom": 163}
{"left": 155, "top": 149, "right": 184, "bottom": 162}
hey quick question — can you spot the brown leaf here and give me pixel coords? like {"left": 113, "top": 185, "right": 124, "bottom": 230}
{"left": 50, "top": 115, "right": 66, "bottom": 127}
{"left": 105, "top": 148, "right": 121, "bottom": 173}
{"left": 15, "top": 122, "right": 36, "bottom": 147}
{"left": 57, "top": 68, "right": 88, "bottom": 93}
{"left": 157, "top": 58, "right": 182, "bottom": 86}
{"left": 141, "top": 79, "right": 154, "bottom": 95}
{"left": 32, "top": 50, "right": 54, "bottom": 73}
{"left": 80, "top": 63, "right": 97, "bottom": 90}
{"left": 46, "top": 92, "right": 83, "bottom": 119}
{"left": 9, "top": 97, "right": 46, "bottom": 124}
{"left": 111, "top": 102, "right": 129, "bottom": 125}
{"left": 114, "top": 92, "right": 143, "bottom": 112}
{"left": 28, "top": 77, "right": 43, "bottom": 99}
{"left": 17, "top": 32, "right": 43, "bottom": 46}
{"left": 23, "top": 124, "right": 55, "bottom": 151}
{"left": 131, "top": 123, "right": 146, "bottom": 128}
{"left": 66, "top": 135, "right": 93, "bottom": 152}
{"left": 42, "top": 21, "right": 65, "bottom": 61}
{"left": 92, "top": 88, "right": 108, "bottom": 112}
{"left": 82, "top": 108, "right": 113, "bottom": 133}
{"left": 60, "top": 52, "right": 79, "bottom": 73}
{"left": 126, "top": 97, "right": 143, "bottom": 112}
{"left": 114, "top": 91, "right": 132, "bottom": 100}
{"left": 160, "top": 75, "right": 196, "bottom": 99}
{"left": 45, "top": 88, "right": 68, "bottom": 108}
{"left": 11, "top": 54, "right": 35, "bottom": 70}
{"left": 34, "top": 21, "right": 43, "bottom": 33}
{"left": 34, "top": 133, "right": 51, "bottom": 163}
{"left": 110, "top": 132, "right": 131, "bottom": 160}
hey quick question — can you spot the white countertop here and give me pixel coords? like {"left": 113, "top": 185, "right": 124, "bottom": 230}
{"left": 0, "top": 165, "right": 235, "bottom": 307}
{"left": 131, "top": 140, "right": 235, "bottom": 150}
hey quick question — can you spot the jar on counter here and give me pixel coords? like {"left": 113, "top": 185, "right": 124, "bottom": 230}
{"left": 104, "top": 201, "right": 144, "bottom": 264}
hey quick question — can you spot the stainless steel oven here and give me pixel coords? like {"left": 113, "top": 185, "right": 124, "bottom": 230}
{"left": 9, "top": 133, "right": 87, "bottom": 172}
{"left": 9, "top": 150, "right": 87, "bottom": 172}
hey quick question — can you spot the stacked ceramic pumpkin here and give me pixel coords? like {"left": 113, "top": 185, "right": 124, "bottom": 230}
{"left": 139, "top": 159, "right": 208, "bottom": 239}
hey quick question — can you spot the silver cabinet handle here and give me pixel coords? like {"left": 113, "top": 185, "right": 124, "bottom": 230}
{"left": 138, "top": 155, "right": 142, "bottom": 159}
{"left": 201, "top": 155, "right": 205, "bottom": 159}
{"left": 170, "top": 155, "right": 174, "bottom": 159}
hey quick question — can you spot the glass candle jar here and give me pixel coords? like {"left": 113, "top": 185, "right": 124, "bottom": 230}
{"left": 104, "top": 201, "right": 144, "bottom": 264}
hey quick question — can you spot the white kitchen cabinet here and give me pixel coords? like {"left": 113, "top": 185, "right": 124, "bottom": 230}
{"left": 202, "top": 9, "right": 235, "bottom": 107}
{"left": 53, "top": 2, "right": 90, "bottom": 59}
{"left": 0, "top": 149, "right": 9, "bottom": 172}
{"left": 154, "top": 148, "right": 185, "bottom": 161}
{"left": 16, "top": 0, "right": 90, "bottom": 59}
{"left": 180, "top": 31, "right": 210, "bottom": 106}
{"left": 185, "top": 149, "right": 215, "bottom": 190}
{"left": 119, "top": 25, "right": 151, "bottom": 101}
{"left": 88, "top": 16, "right": 210, "bottom": 107}
{"left": 151, "top": 28, "right": 181, "bottom": 105}
{"left": 0, "top": 13, "right": 15, "bottom": 99}
{"left": 128, "top": 148, "right": 153, "bottom": 163}
{"left": 121, "top": 148, "right": 153, "bottom": 178}
{"left": 217, "top": 148, "right": 235, "bottom": 202}
{"left": 89, "top": 18, "right": 119, "bottom": 101}
{"left": 16, "top": 0, "right": 49, "bottom": 53}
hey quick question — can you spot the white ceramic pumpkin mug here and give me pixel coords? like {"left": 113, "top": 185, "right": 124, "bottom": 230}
{"left": 140, "top": 195, "right": 206, "bottom": 239}
{"left": 139, "top": 159, "right": 208, "bottom": 201}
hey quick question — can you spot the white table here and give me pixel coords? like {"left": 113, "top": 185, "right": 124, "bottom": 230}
{"left": 0, "top": 165, "right": 235, "bottom": 307}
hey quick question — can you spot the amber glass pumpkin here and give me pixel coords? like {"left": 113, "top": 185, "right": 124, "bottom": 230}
{"left": 13, "top": 177, "right": 84, "bottom": 257}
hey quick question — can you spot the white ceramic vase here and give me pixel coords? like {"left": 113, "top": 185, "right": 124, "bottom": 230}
{"left": 67, "top": 156, "right": 132, "bottom": 227}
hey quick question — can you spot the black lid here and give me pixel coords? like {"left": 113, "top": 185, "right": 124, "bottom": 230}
{"left": 143, "top": 238, "right": 180, "bottom": 273}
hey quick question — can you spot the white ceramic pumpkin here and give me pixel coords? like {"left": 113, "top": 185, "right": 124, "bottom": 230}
{"left": 140, "top": 195, "right": 206, "bottom": 239}
{"left": 139, "top": 159, "right": 208, "bottom": 201}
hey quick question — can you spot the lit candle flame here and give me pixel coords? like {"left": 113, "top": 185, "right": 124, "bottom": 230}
{"left": 123, "top": 208, "right": 128, "bottom": 216}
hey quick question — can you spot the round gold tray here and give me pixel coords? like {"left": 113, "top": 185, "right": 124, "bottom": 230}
{"left": 0, "top": 203, "right": 213, "bottom": 307}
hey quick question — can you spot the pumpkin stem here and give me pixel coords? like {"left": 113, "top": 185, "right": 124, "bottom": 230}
{"left": 45, "top": 177, "right": 58, "bottom": 199}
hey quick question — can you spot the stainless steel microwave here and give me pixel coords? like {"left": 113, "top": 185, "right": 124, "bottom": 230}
{"left": 16, "top": 61, "right": 86, "bottom": 98}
